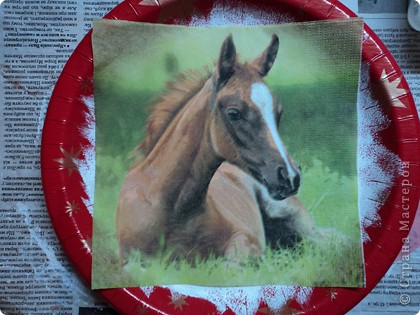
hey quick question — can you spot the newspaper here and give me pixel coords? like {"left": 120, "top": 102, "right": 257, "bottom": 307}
{"left": 1, "top": 1, "right": 121, "bottom": 313}
{"left": 0, "top": 0, "right": 419, "bottom": 314}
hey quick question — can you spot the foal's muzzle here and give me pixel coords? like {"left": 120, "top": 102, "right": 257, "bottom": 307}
{"left": 266, "top": 165, "right": 301, "bottom": 200}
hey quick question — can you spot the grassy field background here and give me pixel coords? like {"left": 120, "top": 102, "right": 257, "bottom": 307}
{"left": 91, "top": 20, "right": 364, "bottom": 289}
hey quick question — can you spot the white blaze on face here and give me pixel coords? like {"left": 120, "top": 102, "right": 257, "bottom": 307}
{"left": 250, "top": 82, "right": 297, "bottom": 180}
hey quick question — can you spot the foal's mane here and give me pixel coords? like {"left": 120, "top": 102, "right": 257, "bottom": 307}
{"left": 131, "top": 68, "right": 212, "bottom": 163}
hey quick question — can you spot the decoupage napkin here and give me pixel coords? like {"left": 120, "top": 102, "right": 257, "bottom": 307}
{"left": 90, "top": 18, "right": 365, "bottom": 289}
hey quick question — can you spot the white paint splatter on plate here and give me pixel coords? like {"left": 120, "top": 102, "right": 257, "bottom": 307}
{"left": 357, "top": 62, "right": 402, "bottom": 242}
{"left": 186, "top": 1, "right": 292, "bottom": 26}
{"left": 77, "top": 96, "right": 96, "bottom": 214}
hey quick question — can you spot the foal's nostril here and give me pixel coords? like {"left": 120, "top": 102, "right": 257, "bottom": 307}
{"left": 277, "top": 166, "right": 288, "bottom": 182}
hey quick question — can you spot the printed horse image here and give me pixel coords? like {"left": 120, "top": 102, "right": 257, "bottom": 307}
{"left": 116, "top": 34, "right": 320, "bottom": 264}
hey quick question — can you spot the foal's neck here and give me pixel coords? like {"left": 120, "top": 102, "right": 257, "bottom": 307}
{"left": 173, "top": 131, "right": 222, "bottom": 220}
{"left": 144, "top": 80, "right": 222, "bottom": 219}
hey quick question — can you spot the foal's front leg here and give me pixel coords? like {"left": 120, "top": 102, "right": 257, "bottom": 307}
{"left": 224, "top": 232, "right": 264, "bottom": 262}
{"left": 260, "top": 193, "right": 346, "bottom": 246}
{"left": 257, "top": 184, "right": 318, "bottom": 235}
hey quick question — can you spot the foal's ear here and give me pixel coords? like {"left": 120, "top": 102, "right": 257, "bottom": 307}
{"left": 215, "top": 34, "right": 237, "bottom": 89}
{"left": 252, "top": 34, "right": 279, "bottom": 77}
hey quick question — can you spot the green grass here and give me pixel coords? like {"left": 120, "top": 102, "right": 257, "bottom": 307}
{"left": 119, "top": 237, "right": 364, "bottom": 287}
{"left": 91, "top": 155, "right": 364, "bottom": 289}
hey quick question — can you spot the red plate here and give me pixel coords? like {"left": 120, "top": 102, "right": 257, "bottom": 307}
{"left": 41, "top": 0, "right": 420, "bottom": 314}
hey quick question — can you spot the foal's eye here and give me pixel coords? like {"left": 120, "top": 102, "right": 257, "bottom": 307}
{"left": 226, "top": 108, "right": 243, "bottom": 122}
